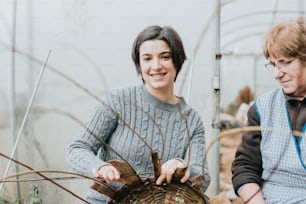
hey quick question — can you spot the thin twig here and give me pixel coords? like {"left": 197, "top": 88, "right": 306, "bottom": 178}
{"left": 0, "top": 152, "right": 90, "bottom": 203}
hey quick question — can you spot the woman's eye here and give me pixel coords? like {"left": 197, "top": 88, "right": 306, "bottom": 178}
{"left": 161, "top": 55, "right": 171, "bottom": 60}
{"left": 279, "top": 59, "right": 293, "bottom": 66}
{"left": 142, "top": 57, "right": 151, "bottom": 62}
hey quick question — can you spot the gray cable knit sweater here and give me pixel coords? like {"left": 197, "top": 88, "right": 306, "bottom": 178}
{"left": 66, "top": 84, "right": 210, "bottom": 203}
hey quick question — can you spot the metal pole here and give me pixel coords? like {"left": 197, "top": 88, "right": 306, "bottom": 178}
{"left": 253, "top": 56, "right": 259, "bottom": 97}
{"left": 186, "top": 52, "right": 195, "bottom": 103}
{"left": 8, "top": 0, "right": 21, "bottom": 198}
{"left": 212, "top": 0, "right": 222, "bottom": 195}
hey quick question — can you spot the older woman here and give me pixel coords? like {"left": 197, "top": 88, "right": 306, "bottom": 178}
{"left": 232, "top": 17, "right": 306, "bottom": 204}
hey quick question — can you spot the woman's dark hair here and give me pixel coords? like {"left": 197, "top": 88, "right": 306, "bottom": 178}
{"left": 131, "top": 25, "right": 186, "bottom": 82}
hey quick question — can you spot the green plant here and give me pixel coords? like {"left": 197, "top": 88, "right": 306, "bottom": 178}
{"left": 0, "top": 197, "right": 22, "bottom": 204}
{"left": 28, "top": 185, "right": 42, "bottom": 204}
{"left": 0, "top": 185, "right": 41, "bottom": 204}
{"left": 12, "top": 198, "right": 22, "bottom": 204}
{"left": 0, "top": 196, "right": 10, "bottom": 204}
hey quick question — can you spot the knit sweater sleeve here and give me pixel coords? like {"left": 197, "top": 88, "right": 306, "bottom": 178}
{"left": 65, "top": 96, "right": 118, "bottom": 176}
{"left": 185, "top": 111, "right": 211, "bottom": 192}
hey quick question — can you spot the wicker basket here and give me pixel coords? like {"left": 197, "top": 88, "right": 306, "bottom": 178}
{"left": 111, "top": 178, "right": 209, "bottom": 203}
{"left": 91, "top": 152, "right": 210, "bottom": 204}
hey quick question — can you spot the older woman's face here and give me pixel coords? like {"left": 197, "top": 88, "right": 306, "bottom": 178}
{"left": 269, "top": 56, "right": 306, "bottom": 97}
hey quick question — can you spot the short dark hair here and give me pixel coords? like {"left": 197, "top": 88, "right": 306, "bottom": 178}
{"left": 131, "top": 25, "right": 186, "bottom": 82}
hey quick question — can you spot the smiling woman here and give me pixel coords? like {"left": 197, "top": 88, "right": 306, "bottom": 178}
{"left": 66, "top": 25, "right": 210, "bottom": 203}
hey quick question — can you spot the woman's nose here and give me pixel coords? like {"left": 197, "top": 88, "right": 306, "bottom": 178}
{"left": 152, "top": 59, "right": 162, "bottom": 69}
{"left": 273, "top": 68, "right": 285, "bottom": 79}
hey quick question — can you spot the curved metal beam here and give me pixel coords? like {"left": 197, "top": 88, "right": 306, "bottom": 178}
{"left": 222, "top": 10, "right": 306, "bottom": 25}
{"left": 221, "top": 32, "right": 264, "bottom": 50}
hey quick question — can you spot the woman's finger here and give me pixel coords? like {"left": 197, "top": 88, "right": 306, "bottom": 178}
{"left": 180, "top": 170, "right": 190, "bottom": 183}
{"left": 156, "top": 173, "right": 166, "bottom": 185}
{"left": 166, "top": 167, "right": 176, "bottom": 184}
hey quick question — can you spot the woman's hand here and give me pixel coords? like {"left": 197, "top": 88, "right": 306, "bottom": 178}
{"left": 239, "top": 183, "right": 266, "bottom": 204}
{"left": 93, "top": 164, "right": 125, "bottom": 183}
{"left": 156, "top": 159, "right": 190, "bottom": 185}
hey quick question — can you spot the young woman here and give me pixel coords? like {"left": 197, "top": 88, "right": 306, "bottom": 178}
{"left": 66, "top": 25, "right": 210, "bottom": 203}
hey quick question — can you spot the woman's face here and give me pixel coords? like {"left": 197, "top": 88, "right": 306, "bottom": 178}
{"left": 139, "top": 40, "right": 177, "bottom": 93}
{"left": 269, "top": 56, "right": 306, "bottom": 97}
